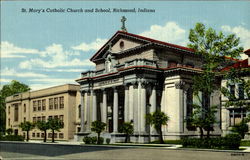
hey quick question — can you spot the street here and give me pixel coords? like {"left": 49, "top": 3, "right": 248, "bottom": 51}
{"left": 0, "top": 142, "right": 250, "bottom": 160}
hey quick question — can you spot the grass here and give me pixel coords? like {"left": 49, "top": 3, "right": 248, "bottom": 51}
{"left": 150, "top": 140, "right": 182, "bottom": 144}
{"left": 240, "top": 140, "right": 250, "bottom": 146}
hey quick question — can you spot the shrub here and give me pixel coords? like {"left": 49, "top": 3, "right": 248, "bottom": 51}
{"left": 83, "top": 136, "right": 92, "bottom": 144}
{"left": 0, "top": 135, "right": 24, "bottom": 141}
{"left": 106, "top": 138, "right": 111, "bottom": 144}
{"left": 98, "top": 137, "right": 104, "bottom": 144}
{"left": 181, "top": 133, "right": 241, "bottom": 150}
{"left": 91, "top": 136, "right": 97, "bottom": 144}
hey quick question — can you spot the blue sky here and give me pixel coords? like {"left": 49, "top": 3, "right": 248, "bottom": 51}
{"left": 1, "top": 1, "right": 250, "bottom": 90}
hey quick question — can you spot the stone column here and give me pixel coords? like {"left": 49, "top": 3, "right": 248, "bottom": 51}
{"left": 80, "top": 91, "right": 85, "bottom": 133}
{"left": 92, "top": 90, "right": 97, "bottom": 122}
{"left": 113, "top": 87, "right": 118, "bottom": 133}
{"left": 124, "top": 85, "right": 129, "bottom": 122}
{"left": 133, "top": 83, "right": 139, "bottom": 133}
{"left": 128, "top": 85, "right": 134, "bottom": 122}
{"left": 102, "top": 89, "right": 107, "bottom": 124}
{"left": 150, "top": 85, "right": 157, "bottom": 134}
{"left": 140, "top": 83, "right": 147, "bottom": 133}
{"left": 137, "top": 80, "right": 142, "bottom": 133}
{"left": 86, "top": 90, "right": 91, "bottom": 132}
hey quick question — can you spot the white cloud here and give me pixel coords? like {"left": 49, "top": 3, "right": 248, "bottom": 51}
{"left": 19, "top": 43, "right": 94, "bottom": 69}
{"left": 1, "top": 67, "right": 48, "bottom": 78}
{"left": 1, "top": 41, "right": 40, "bottom": 58}
{"left": 0, "top": 78, "right": 12, "bottom": 83}
{"left": 140, "top": 22, "right": 187, "bottom": 46}
{"left": 72, "top": 38, "right": 108, "bottom": 52}
{"left": 221, "top": 25, "right": 250, "bottom": 50}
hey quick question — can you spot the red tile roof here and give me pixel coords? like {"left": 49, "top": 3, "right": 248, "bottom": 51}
{"left": 90, "top": 31, "right": 194, "bottom": 61}
{"left": 244, "top": 49, "right": 250, "bottom": 55}
{"left": 221, "top": 59, "right": 249, "bottom": 71}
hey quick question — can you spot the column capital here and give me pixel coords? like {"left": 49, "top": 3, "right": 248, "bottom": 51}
{"left": 175, "top": 81, "right": 185, "bottom": 89}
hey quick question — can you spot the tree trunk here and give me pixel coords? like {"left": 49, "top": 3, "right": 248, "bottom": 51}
{"left": 207, "top": 129, "right": 210, "bottom": 139}
{"left": 199, "top": 127, "right": 203, "bottom": 139}
{"left": 125, "top": 134, "right": 128, "bottom": 143}
{"left": 26, "top": 131, "right": 29, "bottom": 141}
{"left": 52, "top": 130, "right": 55, "bottom": 143}
{"left": 159, "top": 126, "right": 164, "bottom": 144}
{"left": 44, "top": 130, "right": 47, "bottom": 142}
{"left": 97, "top": 133, "right": 100, "bottom": 144}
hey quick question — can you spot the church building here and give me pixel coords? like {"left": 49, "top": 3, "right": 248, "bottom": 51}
{"left": 75, "top": 19, "right": 222, "bottom": 143}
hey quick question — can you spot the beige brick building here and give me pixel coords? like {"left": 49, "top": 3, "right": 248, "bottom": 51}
{"left": 5, "top": 84, "right": 81, "bottom": 141}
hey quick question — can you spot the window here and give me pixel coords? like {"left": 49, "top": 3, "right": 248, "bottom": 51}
{"left": 32, "top": 133, "right": 35, "bottom": 137}
{"left": 14, "top": 105, "right": 18, "bottom": 121}
{"left": 59, "top": 133, "right": 64, "bottom": 139}
{"left": 59, "top": 115, "right": 64, "bottom": 122}
{"left": 119, "top": 41, "right": 124, "bottom": 49}
{"left": 230, "top": 85, "right": 235, "bottom": 98}
{"left": 54, "top": 98, "right": 58, "bottom": 109}
{"left": 54, "top": 133, "right": 57, "bottom": 138}
{"left": 37, "top": 133, "right": 40, "bottom": 137}
{"left": 48, "top": 133, "right": 52, "bottom": 138}
{"left": 42, "top": 116, "right": 46, "bottom": 121}
{"left": 229, "top": 108, "right": 246, "bottom": 126}
{"left": 37, "top": 117, "right": 41, "bottom": 122}
{"left": 8, "top": 106, "right": 10, "bottom": 114}
{"left": 238, "top": 84, "right": 244, "bottom": 99}
{"left": 24, "top": 104, "right": 26, "bottom": 113}
{"left": 41, "top": 133, "right": 44, "bottom": 138}
{"left": 33, "top": 101, "right": 37, "bottom": 111}
{"left": 38, "top": 100, "right": 41, "bottom": 111}
{"left": 78, "top": 105, "right": 81, "bottom": 118}
{"left": 42, "top": 99, "right": 46, "bottom": 110}
{"left": 33, "top": 117, "right": 37, "bottom": 123}
{"left": 48, "top": 116, "right": 53, "bottom": 120}
{"left": 24, "top": 117, "right": 26, "bottom": 122}
{"left": 59, "top": 97, "right": 64, "bottom": 109}
{"left": 168, "top": 61, "right": 177, "bottom": 68}
{"left": 8, "top": 118, "right": 10, "bottom": 126}
{"left": 54, "top": 115, "right": 58, "bottom": 119}
{"left": 49, "top": 98, "right": 53, "bottom": 110}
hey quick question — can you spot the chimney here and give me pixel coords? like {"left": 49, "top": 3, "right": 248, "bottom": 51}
{"left": 244, "top": 49, "right": 250, "bottom": 66}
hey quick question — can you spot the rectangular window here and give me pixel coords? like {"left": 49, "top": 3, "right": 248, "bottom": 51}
{"left": 59, "top": 133, "right": 64, "bottom": 139}
{"left": 37, "top": 133, "right": 40, "bottom": 137}
{"left": 54, "top": 98, "right": 58, "bottom": 109}
{"left": 229, "top": 108, "right": 246, "bottom": 126}
{"left": 59, "top": 97, "right": 64, "bottom": 109}
{"left": 33, "top": 117, "right": 37, "bottom": 123}
{"left": 49, "top": 98, "right": 53, "bottom": 110}
{"left": 54, "top": 133, "right": 57, "bottom": 138}
{"left": 41, "top": 133, "right": 44, "bottom": 138}
{"left": 8, "top": 106, "right": 10, "bottom": 114}
{"left": 42, "top": 116, "right": 46, "bottom": 121}
{"left": 8, "top": 118, "right": 10, "bottom": 126}
{"left": 48, "top": 116, "right": 53, "bottom": 120}
{"left": 32, "top": 133, "right": 35, "bottom": 137}
{"left": 230, "top": 85, "right": 235, "bottom": 99}
{"left": 48, "top": 133, "right": 52, "bottom": 138}
{"left": 42, "top": 99, "right": 46, "bottom": 110}
{"left": 54, "top": 115, "right": 58, "bottom": 119}
{"left": 238, "top": 84, "right": 244, "bottom": 100}
{"left": 24, "top": 117, "right": 26, "bottom": 122}
{"left": 38, "top": 100, "right": 41, "bottom": 111}
{"left": 33, "top": 101, "right": 37, "bottom": 111}
{"left": 59, "top": 115, "right": 64, "bottom": 121}
{"left": 37, "top": 117, "right": 41, "bottom": 122}
{"left": 24, "top": 104, "right": 26, "bottom": 113}
{"left": 14, "top": 105, "right": 18, "bottom": 121}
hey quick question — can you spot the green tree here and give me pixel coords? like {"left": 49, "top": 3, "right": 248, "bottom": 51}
{"left": 19, "top": 121, "right": 35, "bottom": 141}
{"left": 91, "top": 121, "right": 106, "bottom": 144}
{"left": 188, "top": 22, "right": 243, "bottom": 138}
{"left": 6, "top": 128, "right": 13, "bottom": 135}
{"left": 118, "top": 122, "right": 134, "bottom": 143}
{"left": 36, "top": 120, "right": 50, "bottom": 142}
{"left": 231, "top": 119, "right": 249, "bottom": 139}
{"left": 0, "top": 80, "right": 30, "bottom": 133}
{"left": 188, "top": 104, "right": 217, "bottom": 139}
{"left": 146, "top": 110, "right": 169, "bottom": 144}
{"left": 47, "top": 118, "right": 64, "bottom": 143}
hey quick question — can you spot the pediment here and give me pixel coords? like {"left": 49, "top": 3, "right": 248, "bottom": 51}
{"left": 90, "top": 31, "right": 150, "bottom": 62}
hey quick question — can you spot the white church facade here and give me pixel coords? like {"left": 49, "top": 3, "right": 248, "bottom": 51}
{"left": 75, "top": 29, "right": 224, "bottom": 143}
